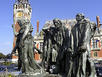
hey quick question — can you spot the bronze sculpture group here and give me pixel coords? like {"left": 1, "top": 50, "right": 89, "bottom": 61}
{"left": 12, "top": 13, "right": 97, "bottom": 77}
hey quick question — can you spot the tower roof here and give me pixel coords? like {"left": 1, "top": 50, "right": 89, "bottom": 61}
{"left": 16, "top": 0, "right": 29, "bottom": 4}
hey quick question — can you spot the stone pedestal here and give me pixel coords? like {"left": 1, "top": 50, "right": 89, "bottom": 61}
{"left": 18, "top": 72, "right": 47, "bottom": 77}
{"left": 44, "top": 74, "right": 62, "bottom": 77}
{"left": 18, "top": 72, "right": 62, "bottom": 77}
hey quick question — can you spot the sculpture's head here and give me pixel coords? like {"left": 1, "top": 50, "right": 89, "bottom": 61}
{"left": 53, "top": 18, "right": 62, "bottom": 28}
{"left": 76, "top": 13, "right": 85, "bottom": 22}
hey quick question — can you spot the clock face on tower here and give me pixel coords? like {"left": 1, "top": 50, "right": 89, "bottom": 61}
{"left": 16, "top": 12, "right": 23, "bottom": 17}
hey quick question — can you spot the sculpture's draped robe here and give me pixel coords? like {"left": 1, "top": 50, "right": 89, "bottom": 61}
{"left": 18, "top": 21, "right": 41, "bottom": 73}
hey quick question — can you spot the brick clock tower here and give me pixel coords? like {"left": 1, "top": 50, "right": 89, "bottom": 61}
{"left": 12, "top": 0, "right": 32, "bottom": 62}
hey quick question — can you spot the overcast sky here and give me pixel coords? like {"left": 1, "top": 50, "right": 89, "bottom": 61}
{"left": 0, "top": 0, "right": 102, "bottom": 55}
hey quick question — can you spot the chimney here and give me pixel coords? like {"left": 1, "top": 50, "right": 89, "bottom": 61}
{"left": 96, "top": 16, "right": 101, "bottom": 28}
{"left": 37, "top": 20, "right": 39, "bottom": 33}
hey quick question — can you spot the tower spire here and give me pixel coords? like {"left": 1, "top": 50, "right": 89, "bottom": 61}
{"left": 17, "top": 0, "right": 29, "bottom": 4}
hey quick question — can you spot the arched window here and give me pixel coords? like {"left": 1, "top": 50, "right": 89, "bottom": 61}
{"left": 92, "top": 39, "right": 99, "bottom": 48}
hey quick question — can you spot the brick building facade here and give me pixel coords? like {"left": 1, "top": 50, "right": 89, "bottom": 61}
{"left": 91, "top": 28, "right": 102, "bottom": 60}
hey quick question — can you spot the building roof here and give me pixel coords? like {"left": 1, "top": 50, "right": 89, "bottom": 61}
{"left": 94, "top": 28, "right": 102, "bottom": 37}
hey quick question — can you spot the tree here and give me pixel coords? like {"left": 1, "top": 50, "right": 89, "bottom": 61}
{"left": 6, "top": 53, "right": 12, "bottom": 59}
{"left": 0, "top": 53, "right": 6, "bottom": 59}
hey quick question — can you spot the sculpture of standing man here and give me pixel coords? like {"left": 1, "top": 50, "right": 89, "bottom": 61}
{"left": 70, "top": 13, "right": 97, "bottom": 77}
{"left": 13, "top": 19, "right": 42, "bottom": 75}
